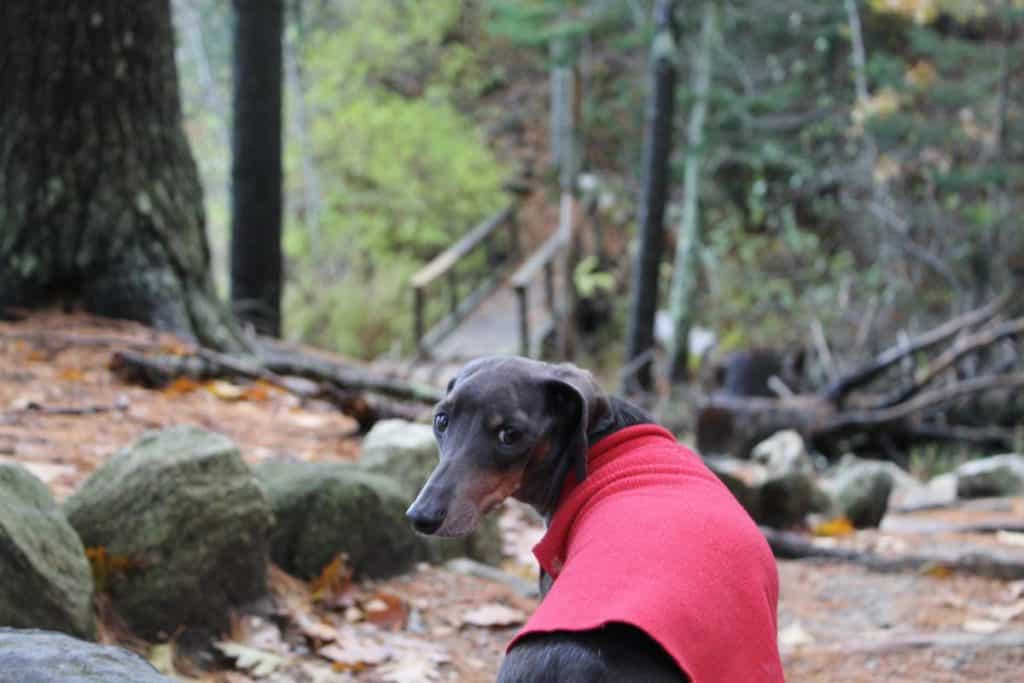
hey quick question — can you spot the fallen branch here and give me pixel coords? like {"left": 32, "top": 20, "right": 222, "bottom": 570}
{"left": 762, "top": 527, "right": 1024, "bottom": 581}
{"left": 824, "top": 294, "right": 1008, "bottom": 402}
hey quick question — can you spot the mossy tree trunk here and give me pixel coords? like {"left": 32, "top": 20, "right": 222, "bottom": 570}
{"left": 0, "top": 0, "right": 245, "bottom": 350}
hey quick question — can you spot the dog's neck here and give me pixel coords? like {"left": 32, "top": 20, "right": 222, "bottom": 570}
{"left": 532, "top": 395, "right": 652, "bottom": 524}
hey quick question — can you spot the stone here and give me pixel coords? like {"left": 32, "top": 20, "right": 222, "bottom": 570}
{"left": 704, "top": 456, "right": 766, "bottom": 520}
{"left": 0, "top": 463, "right": 95, "bottom": 639}
{"left": 823, "top": 460, "right": 895, "bottom": 528}
{"left": 751, "top": 430, "right": 813, "bottom": 477}
{"left": 898, "top": 472, "right": 958, "bottom": 510}
{"left": 360, "top": 419, "right": 503, "bottom": 564}
{"left": 0, "top": 627, "right": 172, "bottom": 682}
{"left": 255, "top": 461, "right": 428, "bottom": 579}
{"left": 956, "top": 454, "right": 1024, "bottom": 499}
{"left": 64, "top": 426, "right": 272, "bottom": 640}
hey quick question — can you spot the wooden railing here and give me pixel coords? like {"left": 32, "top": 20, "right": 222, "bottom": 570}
{"left": 410, "top": 205, "right": 519, "bottom": 356}
{"left": 510, "top": 193, "right": 574, "bottom": 357}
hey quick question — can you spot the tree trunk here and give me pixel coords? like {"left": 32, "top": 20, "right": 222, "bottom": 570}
{"left": 666, "top": 2, "right": 715, "bottom": 383}
{"left": 0, "top": 0, "right": 244, "bottom": 351}
{"left": 230, "top": 0, "right": 284, "bottom": 337}
{"left": 623, "top": 0, "right": 678, "bottom": 394}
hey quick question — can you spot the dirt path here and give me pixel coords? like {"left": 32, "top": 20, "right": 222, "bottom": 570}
{"left": 2, "top": 312, "right": 1023, "bottom": 681}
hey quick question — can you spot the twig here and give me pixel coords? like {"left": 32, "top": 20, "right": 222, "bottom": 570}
{"left": 824, "top": 294, "right": 1009, "bottom": 402}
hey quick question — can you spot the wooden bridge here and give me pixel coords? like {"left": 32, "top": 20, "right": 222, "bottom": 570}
{"left": 410, "top": 194, "right": 575, "bottom": 365}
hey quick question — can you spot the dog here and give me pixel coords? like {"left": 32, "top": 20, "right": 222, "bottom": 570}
{"left": 407, "top": 356, "right": 784, "bottom": 682}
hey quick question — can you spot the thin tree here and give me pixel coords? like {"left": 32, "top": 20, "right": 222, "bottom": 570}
{"left": 230, "top": 0, "right": 284, "bottom": 337}
{"left": 623, "top": 0, "right": 678, "bottom": 393}
{"left": 0, "top": 0, "right": 244, "bottom": 350}
{"left": 666, "top": 2, "right": 715, "bottom": 382}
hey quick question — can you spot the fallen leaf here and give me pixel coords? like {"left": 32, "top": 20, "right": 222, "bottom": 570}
{"left": 377, "top": 654, "right": 441, "bottom": 682}
{"left": 813, "top": 516, "right": 855, "bottom": 538}
{"left": 995, "top": 530, "right": 1024, "bottom": 548}
{"left": 214, "top": 641, "right": 288, "bottom": 678}
{"left": 297, "top": 614, "right": 339, "bottom": 644}
{"left": 319, "top": 639, "right": 391, "bottom": 671}
{"left": 460, "top": 603, "right": 526, "bottom": 628}
{"left": 963, "top": 619, "right": 1002, "bottom": 634}
{"left": 206, "top": 379, "right": 245, "bottom": 401}
{"left": 147, "top": 643, "right": 175, "bottom": 675}
{"left": 363, "top": 592, "right": 408, "bottom": 631}
{"left": 778, "top": 622, "right": 815, "bottom": 649}
{"left": 162, "top": 377, "right": 202, "bottom": 397}
{"left": 58, "top": 368, "right": 86, "bottom": 381}
{"left": 987, "top": 600, "right": 1024, "bottom": 623}
{"left": 311, "top": 554, "right": 353, "bottom": 604}
{"left": 242, "top": 381, "right": 273, "bottom": 401}
{"left": 921, "top": 563, "right": 953, "bottom": 579}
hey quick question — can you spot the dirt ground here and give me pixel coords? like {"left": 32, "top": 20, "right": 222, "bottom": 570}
{"left": 2, "top": 312, "right": 1023, "bottom": 682}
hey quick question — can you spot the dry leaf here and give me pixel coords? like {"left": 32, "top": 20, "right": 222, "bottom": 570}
{"left": 311, "top": 554, "right": 353, "bottom": 604}
{"left": 921, "top": 564, "right": 953, "bottom": 579}
{"left": 963, "top": 619, "right": 1002, "bottom": 634}
{"left": 778, "top": 622, "right": 815, "bottom": 648}
{"left": 242, "top": 381, "right": 273, "bottom": 401}
{"left": 147, "top": 643, "right": 175, "bottom": 675}
{"left": 363, "top": 592, "right": 408, "bottom": 631}
{"left": 319, "top": 639, "right": 391, "bottom": 670}
{"left": 58, "top": 368, "right": 86, "bottom": 381}
{"left": 995, "top": 530, "right": 1024, "bottom": 548}
{"left": 377, "top": 654, "right": 441, "bottom": 683}
{"left": 206, "top": 380, "right": 245, "bottom": 401}
{"left": 813, "top": 517, "right": 855, "bottom": 538}
{"left": 214, "top": 641, "right": 288, "bottom": 678}
{"left": 987, "top": 600, "right": 1024, "bottom": 623}
{"left": 460, "top": 603, "right": 526, "bottom": 628}
{"left": 298, "top": 614, "right": 339, "bottom": 644}
{"left": 162, "top": 377, "right": 202, "bottom": 397}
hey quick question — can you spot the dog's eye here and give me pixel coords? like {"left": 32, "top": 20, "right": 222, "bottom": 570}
{"left": 434, "top": 413, "right": 449, "bottom": 433}
{"left": 497, "top": 427, "right": 521, "bottom": 446}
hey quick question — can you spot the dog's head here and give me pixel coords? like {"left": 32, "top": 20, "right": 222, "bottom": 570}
{"left": 405, "top": 356, "right": 609, "bottom": 537}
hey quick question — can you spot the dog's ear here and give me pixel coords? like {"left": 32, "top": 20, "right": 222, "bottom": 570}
{"left": 544, "top": 363, "right": 609, "bottom": 484}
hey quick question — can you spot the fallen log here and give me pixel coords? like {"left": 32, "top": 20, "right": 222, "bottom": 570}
{"left": 108, "top": 349, "right": 429, "bottom": 432}
{"left": 762, "top": 527, "right": 1024, "bottom": 581}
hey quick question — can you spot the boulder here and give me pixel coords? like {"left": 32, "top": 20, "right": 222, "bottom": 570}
{"left": 703, "top": 456, "right": 766, "bottom": 520}
{"left": 0, "top": 463, "right": 94, "bottom": 639}
{"left": 64, "top": 426, "right": 272, "bottom": 640}
{"left": 360, "top": 419, "right": 503, "bottom": 564}
{"left": 898, "top": 472, "right": 958, "bottom": 511}
{"left": 751, "top": 430, "right": 813, "bottom": 476}
{"left": 0, "top": 627, "right": 172, "bottom": 682}
{"left": 255, "top": 461, "right": 427, "bottom": 579}
{"left": 750, "top": 430, "right": 830, "bottom": 527}
{"left": 823, "top": 459, "right": 895, "bottom": 528}
{"left": 955, "top": 454, "right": 1024, "bottom": 499}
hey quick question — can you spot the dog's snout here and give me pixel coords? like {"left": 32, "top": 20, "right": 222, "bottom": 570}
{"left": 407, "top": 506, "right": 446, "bottom": 535}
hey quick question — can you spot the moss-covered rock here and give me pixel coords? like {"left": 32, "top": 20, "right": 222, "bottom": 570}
{"left": 255, "top": 461, "right": 428, "bottom": 579}
{"left": 0, "top": 627, "right": 173, "bottom": 682}
{"left": 360, "top": 419, "right": 503, "bottom": 564}
{"left": 956, "top": 454, "right": 1024, "bottom": 499}
{"left": 0, "top": 464, "right": 95, "bottom": 639}
{"left": 63, "top": 426, "right": 272, "bottom": 640}
{"left": 823, "top": 460, "right": 895, "bottom": 528}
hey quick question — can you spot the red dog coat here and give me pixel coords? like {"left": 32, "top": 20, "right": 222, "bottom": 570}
{"left": 508, "top": 424, "right": 784, "bottom": 682}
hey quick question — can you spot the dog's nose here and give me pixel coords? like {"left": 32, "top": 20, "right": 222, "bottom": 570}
{"left": 407, "top": 507, "right": 446, "bottom": 535}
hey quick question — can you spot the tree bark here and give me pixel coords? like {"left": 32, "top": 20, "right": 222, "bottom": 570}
{"left": 623, "top": 0, "right": 678, "bottom": 394}
{"left": 0, "top": 0, "right": 244, "bottom": 350}
{"left": 666, "top": 2, "right": 715, "bottom": 382}
{"left": 230, "top": 0, "right": 284, "bottom": 337}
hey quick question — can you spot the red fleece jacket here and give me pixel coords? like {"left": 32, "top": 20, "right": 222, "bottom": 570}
{"left": 508, "top": 424, "right": 784, "bottom": 683}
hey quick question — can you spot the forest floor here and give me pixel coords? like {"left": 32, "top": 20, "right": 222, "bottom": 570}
{"left": 2, "top": 311, "right": 1024, "bottom": 682}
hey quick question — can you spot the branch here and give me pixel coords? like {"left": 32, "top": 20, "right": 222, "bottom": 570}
{"left": 824, "top": 294, "right": 1009, "bottom": 402}
{"left": 879, "top": 317, "right": 1024, "bottom": 408}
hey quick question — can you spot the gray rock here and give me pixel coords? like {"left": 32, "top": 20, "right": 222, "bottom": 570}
{"left": 834, "top": 454, "right": 922, "bottom": 509}
{"left": 64, "top": 426, "right": 272, "bottom": 640}
{"left": 0, "top": 464, "right": 94, "bottom": 639}
{"left": 824, "top": 461, "right": 895, "bottom": 528}
{"left": 898, "top": 472, "right": 958, "bottom": 511}
{"left": 0, "top": 627, "right": 172, "bottom": 682}
{"left": 360, "top": 419, "right": 503, "bottom": 564}
{"left": 751, "top": 430, "right": 814, "bottom": 477}
{"left": 255, "top": 461, "right": 428, "bottom": 579}
{"left": 704, "top": 456, "right": 766, "bottom": 520}
{"left": 956, "top": 454, "right": 1024, "bottom": 498}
